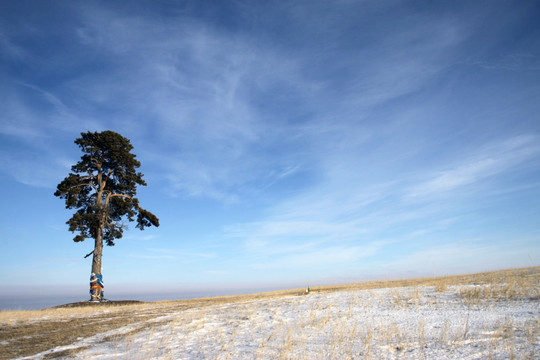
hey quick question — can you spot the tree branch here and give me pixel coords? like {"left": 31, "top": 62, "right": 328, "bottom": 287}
{"left": 60, "top": 181, "right": 96, "bottom": 194}
{"left": 103, "top": 169, "right": 113, "bottom": 182}
{"left": 109, "top": 194, "right": 133, "bottom": 201}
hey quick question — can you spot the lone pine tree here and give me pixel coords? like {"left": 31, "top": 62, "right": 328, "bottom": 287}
{"left": 54, "top": 131, "right": 159, "bottom": 301}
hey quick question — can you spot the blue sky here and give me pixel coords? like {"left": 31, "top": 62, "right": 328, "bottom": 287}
{"left": 1, "top": 0, "right": 539, "bottom": 304}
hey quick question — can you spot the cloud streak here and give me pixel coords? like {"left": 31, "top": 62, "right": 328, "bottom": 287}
{"left": 5, "top": 0, "right": 469, "bottom": 202}
{"left": 405, "top": 135, "right": 540, "bottom": 199}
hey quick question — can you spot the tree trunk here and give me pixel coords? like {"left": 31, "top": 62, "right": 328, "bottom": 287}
{"left": 90, "top": 227, "right": 104, "bottom": 301}
{"left": 90, "top": 168, "right": 106, "bottom": 301}
{"left": 91, "top": 231, "right": 103, "bottom": 277}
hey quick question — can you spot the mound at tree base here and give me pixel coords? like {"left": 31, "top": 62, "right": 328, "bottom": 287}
{"left": 51, "top": 300, "right": 145, "bottom": 309}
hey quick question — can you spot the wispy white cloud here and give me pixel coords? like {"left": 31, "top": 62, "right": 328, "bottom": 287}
{"left": 223, "top": 131, "right": 540, "bottom": 275}
{"left": 143, "top": 248, "right": 216, "bottom": 260}
{"left": 37, "top": 257, "right": 86, "bottom": 263}
{"left": 126, "top": 253, "right": 175, "bottom": 260}
{"left": 123, "top": 247, "right": 216, "bottom": 264}
{"left": 251, "top": 244, "right": 381, "bottom": 271}
{"left": 2, "top": 1, "right": 539, "bottom": 290}
{"left": 0, "top": 0, "right": 475, "bottom": 199}
{"left": 0, "top": 32, "right": 27, "bottom": 61}
{"left": 470, "top": 53, "right": 540, "bottom": 72}
{"left": 0, "top": 79, "right": 106, "bottom": 187}
{"left": 31, "top": 0, "right": 472, "bottom": 202}
{"left": 228, "top": 219, "right": 369, "bottom": 243}
{"left": 383, "top": 237, "right": 540, "bottom": 276}
{"left": 122, "top": 234, "right": 159, "bottom": 242}
{"left": 405, "top": 135, "right": 540, "bottom": 199}
{"left": 0, "top": 146, "right": 75, "bottom": 188}
{"left": 63, "top": 6, "right": 290, "bottom": 199}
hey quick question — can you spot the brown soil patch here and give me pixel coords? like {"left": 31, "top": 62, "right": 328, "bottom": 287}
{"left": 0, "top": 302, "right": 190, "bottom": 360}
{"left": 51, "top": 300, "right": 145, "bottom": 309}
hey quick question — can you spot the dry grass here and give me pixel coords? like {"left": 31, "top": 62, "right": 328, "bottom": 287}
{"left": 0, "top": 303, "right": 169, "bottom": 360}
{"left": 310, "top": 266, "right": 539, "bottom": 296}
{"left": 457, "top": 270, "right": 540, "bottom": 306}
{"left": 1, "top": 266, "right": 538, "bottom": 359}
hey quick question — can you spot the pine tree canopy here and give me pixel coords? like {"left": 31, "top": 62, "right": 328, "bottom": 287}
{"left": 54, "top": 131, "right": 159, "bottom": 246}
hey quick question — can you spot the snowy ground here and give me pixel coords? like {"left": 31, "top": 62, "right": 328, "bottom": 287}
{"left": 18, "top": 285, "right": 539, "bottom": 359}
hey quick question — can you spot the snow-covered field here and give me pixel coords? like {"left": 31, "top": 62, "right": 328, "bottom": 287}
{"left": 21, "top": 283, "right": 539, "bottom": 359}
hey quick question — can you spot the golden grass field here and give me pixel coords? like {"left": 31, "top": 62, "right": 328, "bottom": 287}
{"left": 1, "top": 267, "right": 538, "bottom": 359}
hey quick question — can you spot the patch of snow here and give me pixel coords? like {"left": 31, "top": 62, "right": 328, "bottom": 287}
{"left": 16, "top": 285, "right": 540, "bottom": 359}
